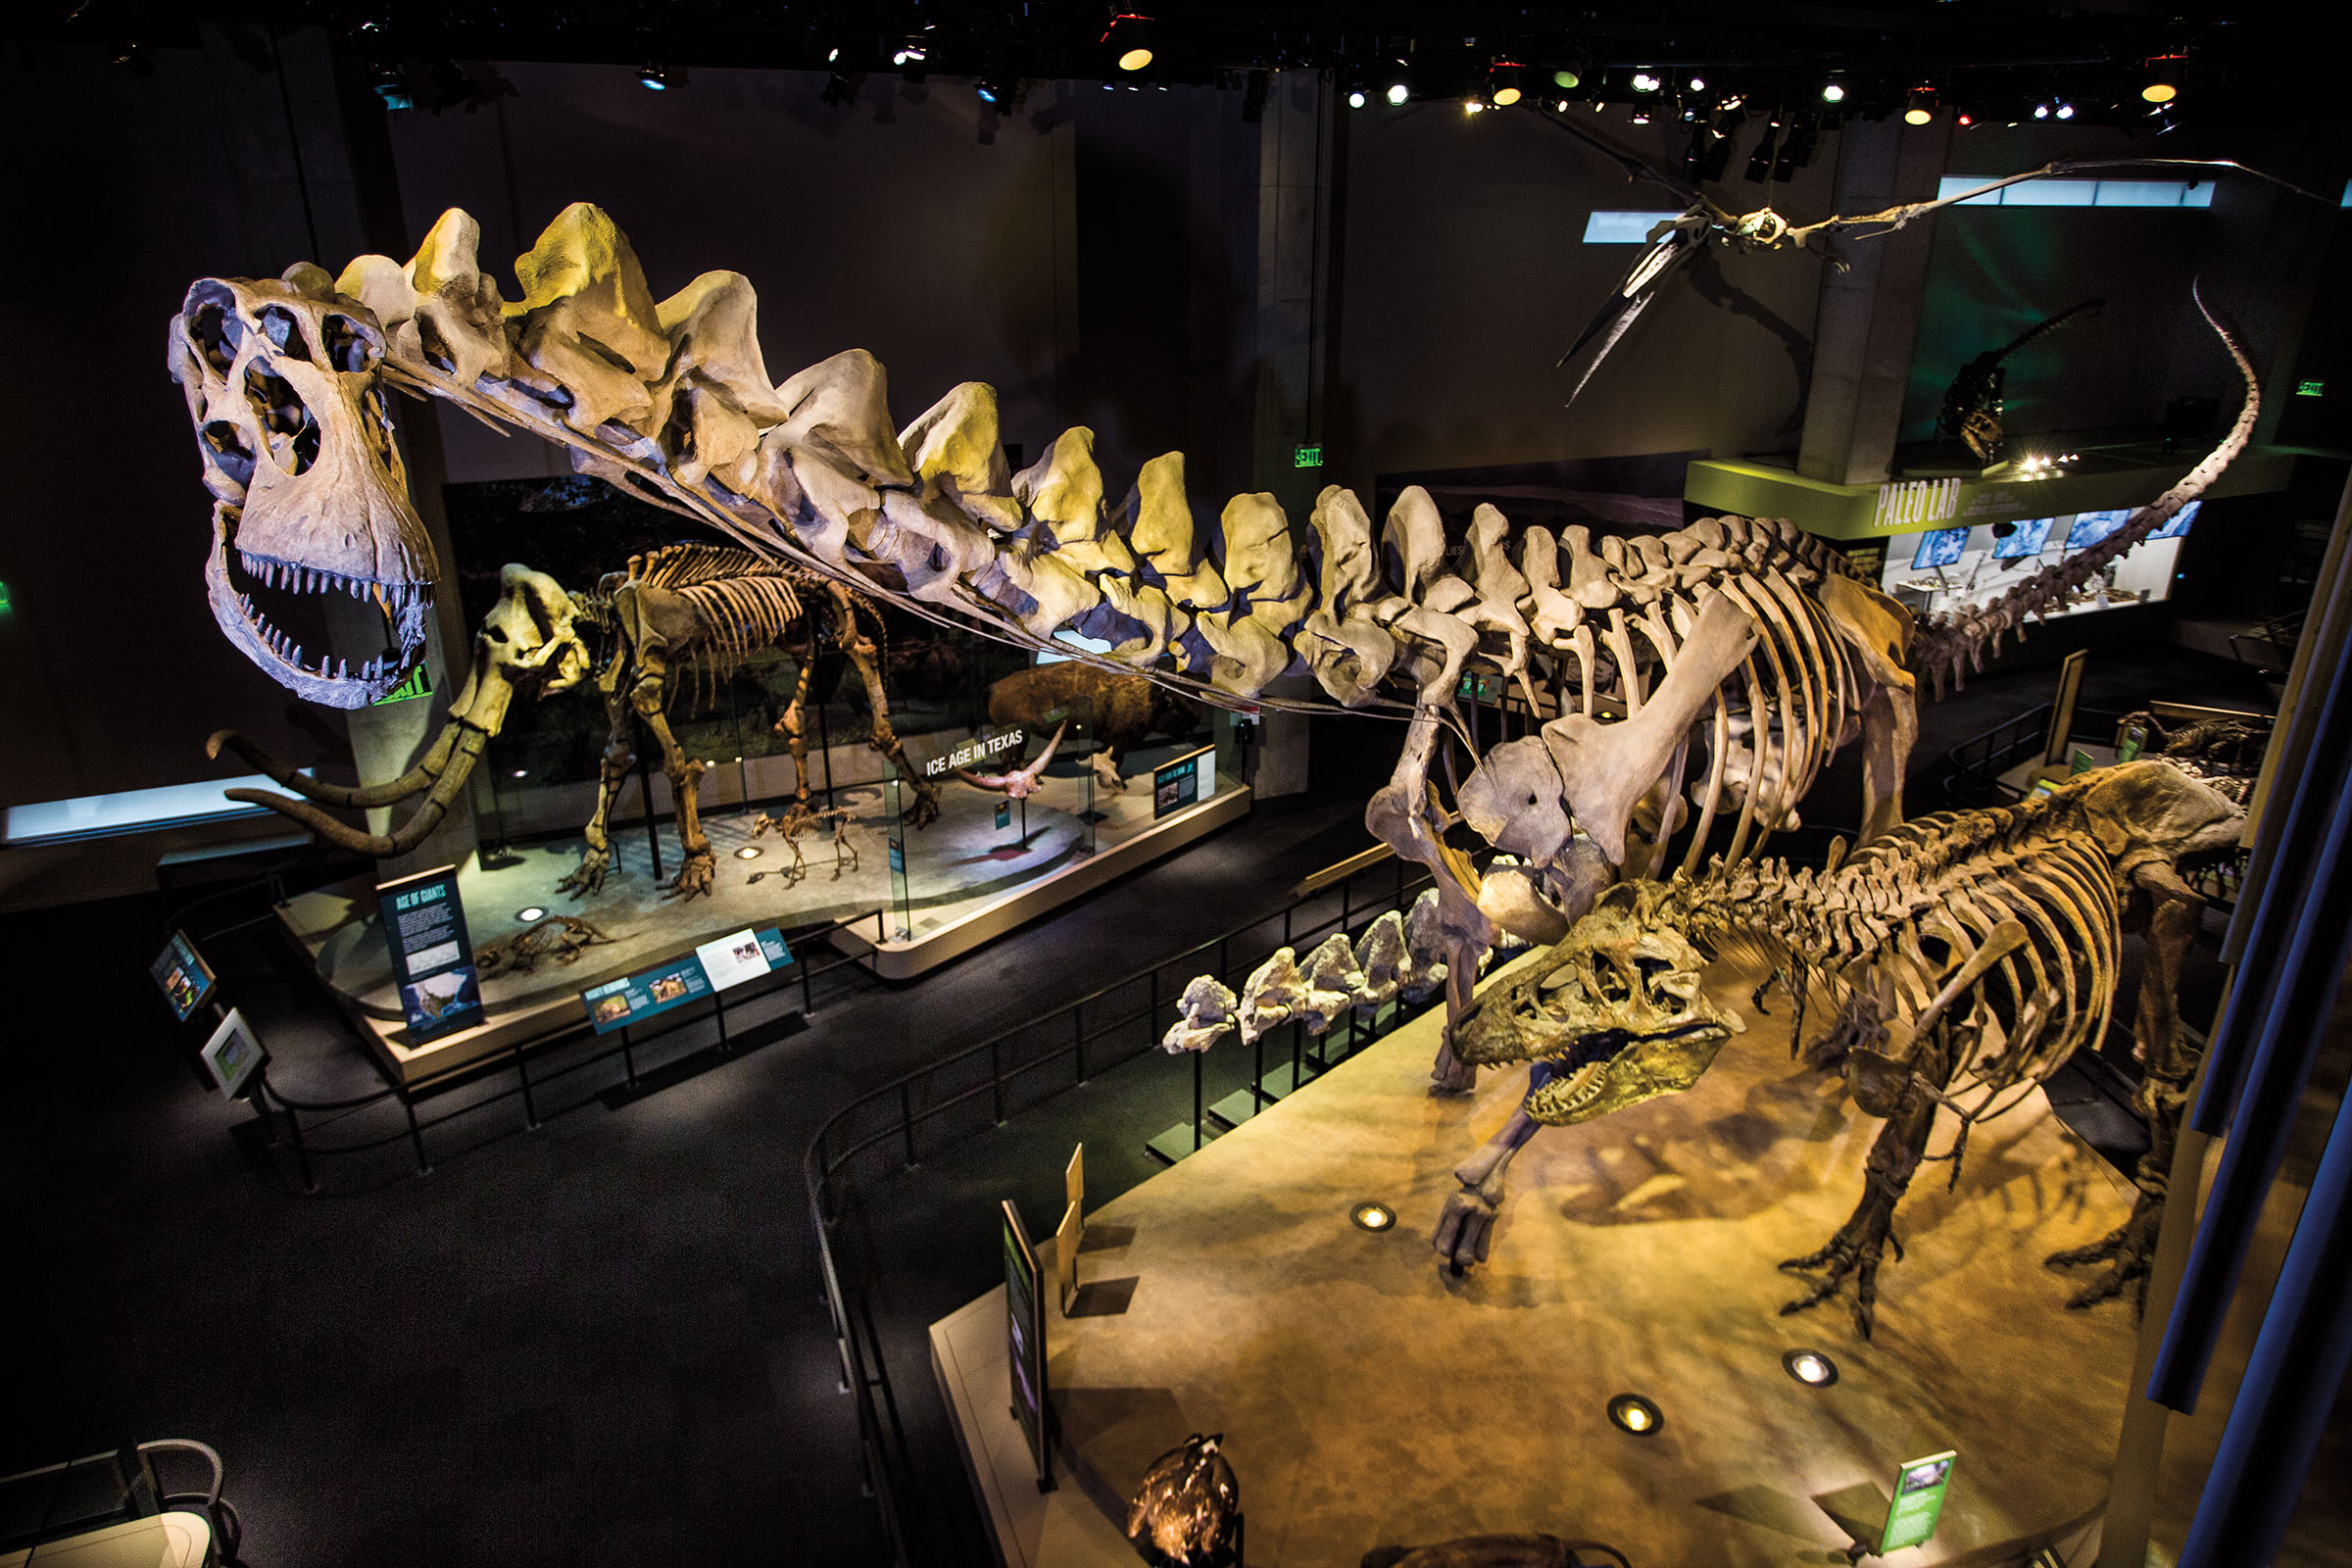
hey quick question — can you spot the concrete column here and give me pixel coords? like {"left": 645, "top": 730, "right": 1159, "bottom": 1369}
{"left": 204, "top": 25, "right": 476, "bottom": 877}
{"left": 1796, "top": 118, "right": 1952, "bottom": 486}
{"left": 1244, "top": 72, "right": 1341, "bottom": 799}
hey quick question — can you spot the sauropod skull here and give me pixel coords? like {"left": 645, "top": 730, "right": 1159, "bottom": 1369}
{"left": 171, "top": 270, "right": 437, "bottom": 708}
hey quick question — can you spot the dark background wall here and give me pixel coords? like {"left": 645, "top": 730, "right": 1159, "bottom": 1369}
{"left": 3, "top": 41, "right": 2343, "bottom": 817}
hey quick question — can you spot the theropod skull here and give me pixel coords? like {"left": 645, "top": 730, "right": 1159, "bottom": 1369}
{"left": 170, "top": 270, "right": 436, "bottom": 708}
{"left": 1454, "top": 882, "right": 1740, "bottom": 1125}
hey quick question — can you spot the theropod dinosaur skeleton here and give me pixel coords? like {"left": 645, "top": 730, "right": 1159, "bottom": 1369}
{"left": 1440, "top": 761, "right": 2245, "bottom": 1334}
{"left": 214, "top": 541, "right": 941, "bottom": 889}
{"left": 172, "top": 207, "right": 2250, "bottom": 1076}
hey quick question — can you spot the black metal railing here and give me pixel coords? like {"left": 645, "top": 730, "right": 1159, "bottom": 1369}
{"left": 801, "top": 847, "right": 1446, "bottom": 1566}
{"left": 232, "top": 912, "right": 880, "bottom": 1193}
{"left": 1943, "top": 703, "right": 2128, "bottom": 808}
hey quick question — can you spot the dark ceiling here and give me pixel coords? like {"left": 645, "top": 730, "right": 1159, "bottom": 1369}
{"left": 29, "top": 3, "right": 2346, "bottom": 166}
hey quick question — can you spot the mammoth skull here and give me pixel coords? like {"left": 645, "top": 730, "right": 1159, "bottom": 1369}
{"left": 1454, "top": 883, "right": 1740, "bottom": 1125}
{"left": 170, "top": 269, "right": 437, "bottom": 709}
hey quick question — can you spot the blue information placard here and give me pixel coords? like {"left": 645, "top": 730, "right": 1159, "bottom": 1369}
{"left": 1152, "top": 746, "right": 1216, "bottom": 820}
{"left": 581, "top": 926, "right": 792, "bottom": 1034}
{"left": 375, "top": 865, "right": 481, "bottom": 1042}
{"left": 150, "top": 929, "right": 219, "bottom": 1022}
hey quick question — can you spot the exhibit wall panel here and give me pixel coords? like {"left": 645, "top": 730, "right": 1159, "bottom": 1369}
{"left": 1331, "top": 106, "right": 1839, "bottom": 503}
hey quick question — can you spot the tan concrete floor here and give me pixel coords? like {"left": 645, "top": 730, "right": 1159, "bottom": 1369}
{"left": 1035, "top": 948, "right": 2144, "bottom": 1567}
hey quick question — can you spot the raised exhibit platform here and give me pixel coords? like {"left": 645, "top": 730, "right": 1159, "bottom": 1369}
{"left": 935, "top": 947, "right": 2138, "bottom": 1567}
{"left": 279, "top": 766, "right": 1246, "bottom": 1084}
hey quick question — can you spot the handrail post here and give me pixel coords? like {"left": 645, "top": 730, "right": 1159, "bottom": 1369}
{"left": 713, "top": 988, "right": 730, "bottom": 1055}
{"left": 991, "top": 1039, "right": 1004, "bottom": 1126}
{"left": 401, "top": 1090, "right": 432, "bottom": 1176}
{"left": 1193, "top": 1046, "right": 1205, "bottom": 1151}
{"left": 900, "top": 1081, "right": 918, "bottom": 1169}
{"left": 266, "top": 1069, "right": 318, "bottom": 1193}
{"left": 514, "top": 1038, "right": 540, "bottom": 1131}
{"left": 1074, "top": 1004, "right": 1088, "bottom": 1087}
{"left": 620, "top": 1024, "right": 639, "bottom": 1089}
{"left": 801, "top": 950, "right": 814, "bottom": 1016}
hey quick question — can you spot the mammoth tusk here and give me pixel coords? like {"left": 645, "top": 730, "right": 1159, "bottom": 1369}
{"left": 210, "top": 723, "right": 465, "bottom": 808}
{"left": 221, "top": 729, "right": 490, "bottom": 858}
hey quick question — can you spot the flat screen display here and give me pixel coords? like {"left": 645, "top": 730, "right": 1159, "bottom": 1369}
{"left": 1990, "top": 516, "right": 2055, "bottom": 560}
{"left": 2065, "top": 509, "right": 2134, "bottom": 551}
{"left": 2151, "top": 498, "right": 2202, "bottom": 540}
{"left": 1911, "top": 527, "right": 1968, "bottom": 570}
{"left": 150, "top": 930, "right": 218, "bottom": 1022}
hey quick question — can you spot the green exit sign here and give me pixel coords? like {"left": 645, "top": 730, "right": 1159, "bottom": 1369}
{"left": 0, "top": 580, "right": 11, "bottom": 616}
{"left": 1294, "top": 444, "right": 1323, "bottom": 468}
{"left": 2297, "top": 378, "right": 2326, "bottom": 398}
{"left": 370, "top": 662, "right": 432, "bottom": 706}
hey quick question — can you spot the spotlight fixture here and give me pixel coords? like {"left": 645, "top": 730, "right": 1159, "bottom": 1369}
{"left": 1348, "top": 87, "right": 1366, "bottom": 109}
{"left": 515, "top": 906, "right": 548, "bottom": 924}
{"left": 511, "top": 768, "right": 528, "bottom": 779}
{"left": 734, "top": 846, "right": 763, "bottom": 860}
{"left": 820, "top": 68, "right": 864, "bottom": 106}
{"left": 1551, "top": 66, "right": 1583, "bottom": 90}
{"left": 1696, "top": 115, "right": 1736, "bottom": 181}
{"left": 638, "top": 62, "right": 682, "bottom": 91}
{"left": 1904, "top": 87, "right": 1936, "bottom": 125}
{"left": 370, "top": 62, "right": 415, "bottom": 111}
{"left": 1957, "top": 113, "right": 1975, "bottom": 127}
{"left": 1349, "top": 1201, "right": 1396, "bottom": 1232}
{"left": 1631, "top": 71, "right": 1660, "bottom": 93}
{"left": 2034, "top": 101, "right": 2050, "bottom": 120}
{"left": 1387, "top": 79, "right": 1409, "bottom": 106}
{"left": 1629, "top": 105, "right": 1651, "bottom": 125}
{"left": 1104, "top": 13, "right": 1152, "bottom": 73}
{"left": 1241, "top": 70, "right": 1270, "bottom": 122}
{"left": 2142, "top": 56, "right": 2181, "bottom": 104}
{"left": 1744, "top": 121, "right": 1780, "bottom": 181}
{"left": 1774, "top": 121, "right": 1816, "bottom": 182}
{"left": 1607, "top": 1394, "right": 1663, "bottom": 1434}
{"left": 1783, "top": 1348, "right": 1839, "bottom": 1387}
{"left": 1687, "top": 75, "right": 1705, "bottom": 93}
{"left": 1487, "top": 62, "right": 1523, "bottom": 107}
{"left": 2055, "top": 102, "right": 2075, "bottom": 120}
{"left": 1821, "top": 78, "right": 1845, "bottom": 104}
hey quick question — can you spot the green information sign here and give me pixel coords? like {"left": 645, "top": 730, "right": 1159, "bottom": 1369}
{"left": 1294, "top": 444, "right": 1323, "bottom": 468}
{"left": 1880, "top": 1450, "right": 1956, "bottom": 1553}
{"left": 2117, "top": 722, "right": 2147, "bottom": 763}
{"left": 2070, "top": 748, "right": 2096, "bottom": 775}
{"left": 995, "top": 800, "right": 1012, "bottom": 830}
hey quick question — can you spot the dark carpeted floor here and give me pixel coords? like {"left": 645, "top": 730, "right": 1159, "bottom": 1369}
{"left": 0, "top": 642, "right": 2276, "bottom": 1566}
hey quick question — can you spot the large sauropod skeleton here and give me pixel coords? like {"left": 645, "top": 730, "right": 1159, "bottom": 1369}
{"left": 214, "top": 542, "right": 941, "bottom": 893}
{"left": 1439, "top": 761, "right": 2245, "bottom": 1334}
{"left": 171, "top": 207, "right": 2250, "bottom": 1073}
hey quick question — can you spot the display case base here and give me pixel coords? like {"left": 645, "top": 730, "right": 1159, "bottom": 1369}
{"left": 828, "top": 784, "right": 1250, "bottom": 980}
{"left": 934, "top": 946, "right": 2138, "bottom": 1568}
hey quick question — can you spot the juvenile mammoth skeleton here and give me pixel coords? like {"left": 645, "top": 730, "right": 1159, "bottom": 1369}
{"left": 215, "top": 543, "right": 937, "bottom": 889}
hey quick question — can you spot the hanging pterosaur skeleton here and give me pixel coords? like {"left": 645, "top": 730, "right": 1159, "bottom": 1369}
{"left": 172, "top": 205, "right": 2251, "bottom": 1095}
{"left": 1544, "top": 105, "right": 2316, "bottom": 408}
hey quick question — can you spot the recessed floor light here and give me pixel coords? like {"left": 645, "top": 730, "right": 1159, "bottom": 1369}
{"left": 1784, "top": 1348, "right": 1839, "bottom": 1386}
{"left": 515, "top": 906, "right": 547, "bottom": 923}
{"left": 1608, "top": 1393, "right": 1662, "bottom": 1434}
{"left": 734, "top": 846, "right": 763, "bottom": 859}
{"left": 1349, "top": 1201, "right": 1396, "bottom": 1232}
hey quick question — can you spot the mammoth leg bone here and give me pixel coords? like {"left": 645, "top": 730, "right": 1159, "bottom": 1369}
{"left": 832, "top": 587, "right": 940, "bottom": 828}
{"left": 625, "top": 657, "right": 714, "bottom": 901}
{"left": 561, "top": 676, "right": 636, "bottom": 898}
